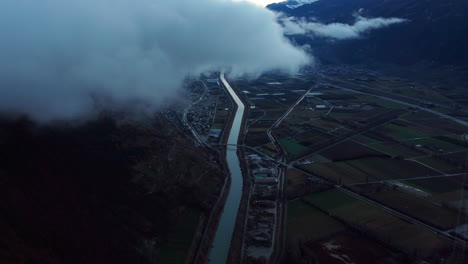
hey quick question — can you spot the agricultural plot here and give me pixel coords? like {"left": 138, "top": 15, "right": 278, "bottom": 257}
{"left": 376, "top": 122, "right": 429, "bottom": 140}
{"left": 364, "top": 96, "right": 409, "bottom": 109}
{"left": 401, "top": 110, "right": 441, "bottom": 120}
{"left": 354, "top": 134, "right": 382, "bottom": 144}
{"left": 411, "top": 118, "right": 468, "bottom": 135}
{"left": 416, "top": 156, "right": 462, "bottom": 173}
{"left": 404, "top": 136, "right": 466, "bottom": 153}
{"left": 440, "top": 151, "right": 468, "bottom": 167}
{"left": 303, "top": 157, "right": 440, "bottom": 184}
{"left": 286, "top": 169, "right": 307, "bottom": 188}
{"left": 304, "top": 189, "right": 455, "bottom": 259}
{"left": 307, "top": 118, "right": 343, "bottom": 131}
{"left": 287, "top": 199, "right": 346, "bottom": 241}
{"left": 330, "top": 127, "right": 355, "bottom": 136}
{"left": 245, "top": 131, "right": 271, "bottom": 147}
{"left": 306, "top": 232, "right": 406, "bottom": 264}
{"left": 318, "top": 140, "right": 388, "bottom": 161}
{"left": 404, "top": 176, "right": 465, "bottom": 195}
{"left": 302, "top": 161, "right": 368, "bottom": 184}
{"left": 352, "top": 185, "right": 461, "bottom": 230}
{"left": 367, "top": 142, "right": 423, "bottom": 158}
{"left": 279, "top": 138, "right": 308, "bottom": 156}
{"left": 303, "top": 189, "right": 357, "bottom": 210}
{"left": 347, "top": 157, "right": 440, "bottom": 180}
{"left": 328, "top": 111, "right": 370, "bottom": 123}
{"left": 404, "top": 175, "right": 468, "bottom": 214}
{"left": 296, "top": 128, "right": 335, "bottom": 143}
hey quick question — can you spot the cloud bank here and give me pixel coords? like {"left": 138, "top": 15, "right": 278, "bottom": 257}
{"left": 0, "top": 0, "right": 311, "bottom": 121}
{"left": 282, "top": 16, "right": 408, "bottom": 39}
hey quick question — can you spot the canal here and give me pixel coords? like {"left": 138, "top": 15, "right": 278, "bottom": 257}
{"left": 208, "top": 72, "right": 245, "bottom": 263}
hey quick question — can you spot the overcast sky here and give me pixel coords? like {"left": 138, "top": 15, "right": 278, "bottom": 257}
{"left": 237, "top": 0, "right": 278, "bottom": 6}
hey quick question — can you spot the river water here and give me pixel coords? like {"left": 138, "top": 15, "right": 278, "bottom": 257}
{"left": 208, "top": 72, "right": 245, "bottom": 263}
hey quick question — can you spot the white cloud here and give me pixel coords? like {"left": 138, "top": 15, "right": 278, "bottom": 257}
{"left": 282, "top": 15, "right": 408, "bottom": 39}
{"left": 0, "top": 0, "right": 311, "bottom": 121}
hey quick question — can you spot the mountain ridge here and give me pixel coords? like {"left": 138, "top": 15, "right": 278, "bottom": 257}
{"left": 268, "top": 0, "right": 468, "bottom": 66}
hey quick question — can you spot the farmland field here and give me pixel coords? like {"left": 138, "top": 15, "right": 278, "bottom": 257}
{"left": 304, "top": 189, "right": 454, "bottom": 258}
{"left": 303, "top": 189, "right": 358, "bottom": 210}
{"left": 352, "top": 186, "right": 460, "bottom": 230}
{"left": 319, "top": 140, "right": 388, "bottom": 161}
{"left": 240, "top": 72, "right": 468, "bottom": 263}
{"left": 368, "top": 142, "right": 423, "bottom": 158}
{"left": 287, "top": 199, "right": 346, "bottom": 241}
{"left": 279, "top": 138, "right": 307, "bottom": 155}
{"left": 416, "top": 156, "right": 461, "bottom": 173}
{"left": 404, "top": 137, "right": 466, "bottom": 152}
{"left": 302, "top": 157, "right": 439, "bottom": 184}
{"left": 405, "top": 175, "right": 468, "bottom": 195}
{"left": 306, "top": 232, "right": 405, "bottom": 264}
{"left": 376, "top": 122, "right": 429, "bottom": 140}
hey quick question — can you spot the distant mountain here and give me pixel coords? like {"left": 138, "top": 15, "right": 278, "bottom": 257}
{"left": 272, "top": 0, "right": 319, "bottom": 9}
{"left": 268, "top": 0, "right": 468, "bottom": 66}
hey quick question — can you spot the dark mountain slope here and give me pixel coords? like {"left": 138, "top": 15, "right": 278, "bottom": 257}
{"left": 0, "top": 115, "right": 223, "bottom": 264}
{"left": 269, "top": 0, "right": 468, "bottom": 66}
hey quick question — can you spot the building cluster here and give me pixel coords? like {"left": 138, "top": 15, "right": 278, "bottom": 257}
{"left": 243, "top": 153, "right": 281, "bottom": 260}
{"left": 186, "top": 82, "right": 218, "bottom": 140}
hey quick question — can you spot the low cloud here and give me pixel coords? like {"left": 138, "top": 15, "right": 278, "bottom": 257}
{"left": 0, "top": 0, "right": 311, "bottom": 121}
{"left": 282, "top": 15, "right": 408, "bottom": 39}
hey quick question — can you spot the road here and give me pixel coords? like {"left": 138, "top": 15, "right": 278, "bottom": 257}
{"left": 322, "top": 76, "right": 468, "bottom": 127}
{"left": 265, "top": 87, "right": 314, "bottom": 264}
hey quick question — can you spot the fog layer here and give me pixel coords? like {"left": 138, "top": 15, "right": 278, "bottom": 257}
{"left": 0, "top": 0, "right": 310, "bottom": 121}
{"left": 282, "top": 16, "right": 408, "bottom": 39}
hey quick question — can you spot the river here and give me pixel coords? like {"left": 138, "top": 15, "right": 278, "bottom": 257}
{"left": 208, "top": 72, "right": 245, "bottom": 263}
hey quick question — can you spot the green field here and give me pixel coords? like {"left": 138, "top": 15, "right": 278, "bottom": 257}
{"left": 379, "top": 123, "right": 429, "bottom": 140}
{"left": 308, "top": 118, "right": 343, "bottom": 131}
{"left": 279, "top": 138, "right": 307, "bottom": 155}
{"left": 360, "top": 188, "right": 460, "bottom": 230}
{"left": 303, "top": 189, "right": 358, "bottom": 210}
{"left": 404, "top": 176, "right": 463, "bottom": 194}
{"left": 156, "top": 209, "right": 200, "bottom": 264}
{"left": 302, "top": 162, "right": 368, "bottom": 184}
{"left": 401, "top": 110, "right": 441, "bottom": 120}
{"left": 416, "top": 156, "right": 460, "bottom": 173}
{"left": 404, "top": 137, "right": 466, "bottom": 152}
{"left": 365, "top": 97, "right": 409, "bottom": 109}
{"left": 354, "top": 134, "right": 381, "bottom": 144}
{"left": 287, "top": 199, "right": 346, "bottom": 240}
{"left": 368, "top": 142, "right": 422, "bottom": 157}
